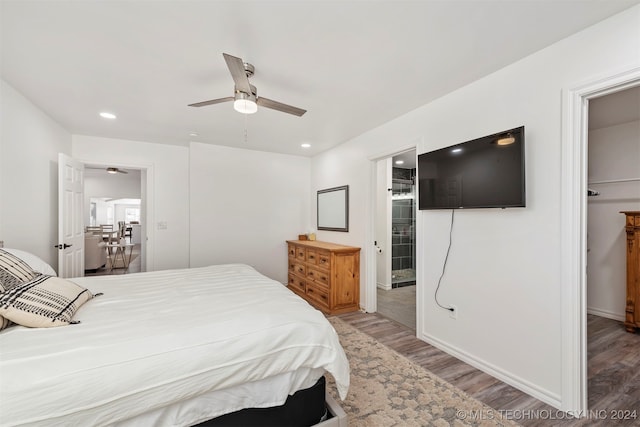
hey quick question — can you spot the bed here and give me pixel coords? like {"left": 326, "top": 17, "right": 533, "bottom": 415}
{"left": 0, "top": 251, "right": 350, "bottom": 427}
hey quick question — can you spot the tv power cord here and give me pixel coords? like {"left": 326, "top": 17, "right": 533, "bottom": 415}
{"left": 434, "top": 209, "right": 455, "bottom": 313}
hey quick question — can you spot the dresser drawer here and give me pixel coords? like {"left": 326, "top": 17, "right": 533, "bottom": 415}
{"left": 306, "top": 283, "right": 330, "bottom": 310}
{"left": 296, "top": 246, "right": 306, "bottom": 261}
{"left": 317, "top": 251, "right": 331, "bottom": 270}
{"left": 289, "top": 260, "right": 306, "bottom": 277}
{"left": 288, "top": 274, "right": 306, "bottom": 294}
{"left": 306, "top": 249, "right": 318, "bottom": 265}
{"left": 288, "top": 244, "right": 296, "bottom": 258}
{"left": 292, "top": 262, "right": 306, "bottom": 277}
{"left": 626, "top": 214, "right": 640, "bottom": 227}
{"left": 307, "top": 266, "right": 330, "bottom": 287}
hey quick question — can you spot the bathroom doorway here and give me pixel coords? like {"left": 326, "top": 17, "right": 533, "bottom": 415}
{"left": 391, "top": 156, "right": 416, "bottom": 287}
{"left": 376, "top": 149, "right": 417, "bottom": 330}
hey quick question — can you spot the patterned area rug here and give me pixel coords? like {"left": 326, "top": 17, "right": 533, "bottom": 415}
{"left": 327, "top": 317, "right": 519, "bottom": 427}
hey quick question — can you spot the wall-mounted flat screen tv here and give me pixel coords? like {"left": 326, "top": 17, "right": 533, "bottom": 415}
{"left": 418, "top": 126, "right": 525, "bottom": 210}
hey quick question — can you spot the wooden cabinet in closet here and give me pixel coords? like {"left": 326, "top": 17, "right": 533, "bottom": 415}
{"left": 621, "top": 211, "right": 640, "bottom": 333}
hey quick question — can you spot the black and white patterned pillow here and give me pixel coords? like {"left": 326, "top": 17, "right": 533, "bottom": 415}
{"left": 0, "top": 275, "right": 94, "bottom": 328}
{"left": 0, "top": 249, "right": 38, "bottom": 292}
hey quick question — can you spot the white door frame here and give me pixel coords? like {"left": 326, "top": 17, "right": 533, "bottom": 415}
{"left": 366, "top": 141, "right": 421, "bottom": 328}
{"left": 560, "top": 66, "right": 640, "bottom": 413}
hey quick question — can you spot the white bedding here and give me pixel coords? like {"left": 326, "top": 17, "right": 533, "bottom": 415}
{"left": 0, "top": 264, "right": 350, "bottom": 426}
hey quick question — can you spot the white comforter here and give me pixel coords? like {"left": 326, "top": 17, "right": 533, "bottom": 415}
{"left": 0, "top": 264, "right": 350, "bottom": 426}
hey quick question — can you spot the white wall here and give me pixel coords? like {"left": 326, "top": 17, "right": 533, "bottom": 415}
{"left": 189, "top": 142, "right": 310, "bottom": 283}
{"left": 85, "top": 169, "right": 141, "bottom": 198}
{"left": 587, "top": 120, "right": 640, "bottom": 320}
{"left": 73, "top": 135, "right": 189, "bottom": 271}
{"left": 92, "top": 199, "right": 112, "bottom": 227}
{"left": 85, "top": 169, "right": 141, "bottom": 225}
{"left": 114, "top": 203, "right": 141, "bottom": 226}
{"left": 310, "top": 5, "right": 640, "bottom": 408}
{"left": 0, "top": 79, "right": 72, "bottom": 268}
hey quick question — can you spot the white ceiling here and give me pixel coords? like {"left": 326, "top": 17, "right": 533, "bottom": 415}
{"left": 2, "top": 1, "right": 638, "bottom": 157}
{"left": 589, "top": 86, "right": 640, "bottom": 130}
{"left": 392, "top": 150, "right": 417, "bottom": 170}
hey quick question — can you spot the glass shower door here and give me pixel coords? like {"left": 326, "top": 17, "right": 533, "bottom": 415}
{"left": 391, "top": 174, "right": 416, "bottom": 287}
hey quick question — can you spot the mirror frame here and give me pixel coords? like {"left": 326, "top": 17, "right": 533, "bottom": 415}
{"left": 317, "top": 185, "right": 349, "bottom": 232}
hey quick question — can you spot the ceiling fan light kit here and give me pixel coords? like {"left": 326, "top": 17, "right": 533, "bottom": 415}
{"left": 189, "top": 53, "right": 306, "bottom": 117}
{"left": 106, "top": 167, "right": 128, "bottom": 174}
{"left": 233, "top": 91, "right": 257, "bottom": 114}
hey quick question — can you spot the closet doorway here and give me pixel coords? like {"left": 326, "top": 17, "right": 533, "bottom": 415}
{"left": 584, "top": 86, "right": 640, "bottom": 409}
{"left": 375, "top": 149, "right": 417, "bottom": 330}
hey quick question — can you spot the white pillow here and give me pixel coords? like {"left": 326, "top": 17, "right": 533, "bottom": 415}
{"left": 2, "top": 248, "right": 57, "bottom": 277}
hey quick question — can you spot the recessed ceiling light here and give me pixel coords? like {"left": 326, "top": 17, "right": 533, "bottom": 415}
{"left": 301, "top": 143, "right": 311, "bottom": 148}
{"left": 99, "top": 112, "right": 116, "bottom": 119}
{"left": 451, "top": 148, "right": 463, "bottom": 153}
{"left": 395, "top": 160, "right": 404, "bottom": 165}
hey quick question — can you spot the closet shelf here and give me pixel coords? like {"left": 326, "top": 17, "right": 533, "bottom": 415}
{"left": 588, "top": 177, "right": 640, "bottom": 185}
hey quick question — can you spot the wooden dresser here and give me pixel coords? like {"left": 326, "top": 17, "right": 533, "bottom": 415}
{"left": 287, "top": 240, "right": 360, "bottom": 315}
{"left": 621, "top": 211, "right": 640, "bottom": 333}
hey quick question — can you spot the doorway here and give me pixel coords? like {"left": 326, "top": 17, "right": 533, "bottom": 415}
{"left": 375, "top": 149, "right": 417, "bottom": 330}
{"left": 83, "top": 166, "right": 146, "bottom": 276}
{"left": 561, "top": 66, "right": 640, "bottom": 413}
{"left": 584, "top": 86, "right": 640, "bottom": 409}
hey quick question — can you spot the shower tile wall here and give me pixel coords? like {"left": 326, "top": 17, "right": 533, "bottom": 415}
{"left": 392, "top": 168, "right": 415, "bottom": 275}
{"left": 392, "top": 200, "right": 413, "bottom": 270}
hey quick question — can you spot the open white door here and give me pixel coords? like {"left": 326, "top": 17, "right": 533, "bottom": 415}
{"left": 57, "top": 153, "right": 84, "bottom": 278}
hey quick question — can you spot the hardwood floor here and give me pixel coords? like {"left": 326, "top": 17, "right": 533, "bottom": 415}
{"left": 84, "top": 243, "right": 142, "bottom": 276}
{"left": 377, "top": 285, "right": 416, "bottom": 330}
{"left": 336, "top": 311, "right": 640, "bottom": 426}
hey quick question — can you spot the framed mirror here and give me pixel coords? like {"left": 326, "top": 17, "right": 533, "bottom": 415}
{"left": 317, "top": 185, "right": 349, "bottom": 232}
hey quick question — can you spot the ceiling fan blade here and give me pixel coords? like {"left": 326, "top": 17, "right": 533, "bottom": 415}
{"left": 106, "top": 167, "right": 128, "bottom": 174}
{"left": 257, "top": 97, "right": 306, "bottom": 117}
{"left": 223, "top": 53, "right": 253, "bottom": 95}
{"left": 188, "top": 97, "right": 234, "bottom": 107}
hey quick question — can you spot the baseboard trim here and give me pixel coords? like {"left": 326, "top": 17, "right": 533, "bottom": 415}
{"left": 587, "top": 307, "right": 624, "bottom": 322}
{"left": 376, "top": 282, "right": 392, "bottom": 290}
{"left": 420, "top": 331, "right": 562, "bottom": 410}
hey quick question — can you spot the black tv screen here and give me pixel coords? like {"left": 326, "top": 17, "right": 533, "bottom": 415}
{"left": 418, "top": 126, "right": 525, "bottom": 210}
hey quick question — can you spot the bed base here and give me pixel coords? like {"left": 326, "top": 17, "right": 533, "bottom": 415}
{"left": 316, "top": 393, "right": 348, "bottom": 427}
{"left": 196, "top": 376, "right": 335, "bottom": 426}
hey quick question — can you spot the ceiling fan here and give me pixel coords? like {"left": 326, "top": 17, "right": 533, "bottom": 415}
{"left": 106, "top": 167, "right": 128, "bottom": 174}
{"left": 85, "top": 166, "right": 129, "bottom": 174}
{"left": 188, "top": 53, "right": 306, "bottom": 117}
